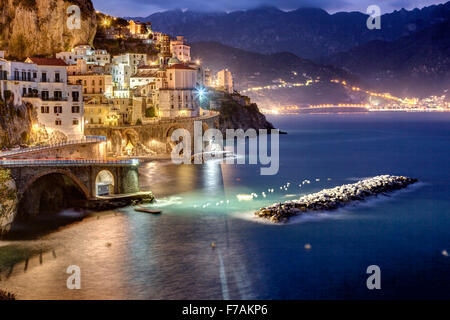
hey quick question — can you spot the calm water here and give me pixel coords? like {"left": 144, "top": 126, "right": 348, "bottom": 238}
{"left": 1, "top": 112, "right": 449, "bottom": 299}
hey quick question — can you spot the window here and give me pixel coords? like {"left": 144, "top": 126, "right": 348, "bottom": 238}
{"left": 55, "top": 73, "right": 60, "bottom": 83}
{"left": 22, "top": 88, "right": 26, "bottom": 96}
{"left": 33, "top": 72, "right": 37, "bottom": 79}
{"left": 54, "top": 106, "right": 62, "bottom": 114}
{"left": 41, "top": 72, "right": 47, "bottom": 82}
{"left": 55, "top": 120, "right": 62, "bottom": 126}
{"left": 72, "top": 106, "right": 80, "bottom": 113}
{"left": 73, "top": 119, "right": 79, "bottom": 125}
{"left": 41, "top": 106, "right": 49, "bottom": 113}
{"left": 41, "top": 91, "right": 49, "bottom": 100}
{"left": 72, "top": 91, "right": 79, "bottom": 102}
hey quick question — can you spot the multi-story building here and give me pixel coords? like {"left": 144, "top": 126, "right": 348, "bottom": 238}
{"left": 23, "top": 57, "right": 84, "bottom": 140}
{"left": 111, "top": 53, "right": 147, "bottom": 88}
{"left": 68, "top": 73, "right": 113, "bottom": 98}
{"left": 56, "top": 45, "right": 110, "bottom": 66}
{"left": 67, "top": 59, "right": 105, "bottom": 76}
{"left": 0, "top": 57, "right": 38, "bottom": 106}
{"left": 158, "top": 64, "right": 200, "bottom": 118}
{"left": 128, "top": 20, "right": 151, "bottom": 36}
{"left": 170, "top": 36, "right": 191, "bottom": 63}
{"left": 217, "top": 69, "right": 233, "bottom": 93}
{"left": 129, "top": 66, "right": 165, "bottom": 89}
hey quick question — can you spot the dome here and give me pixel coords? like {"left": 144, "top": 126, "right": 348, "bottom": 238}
{"left": 168, "top": 56, "right": 180, "bottom": 66}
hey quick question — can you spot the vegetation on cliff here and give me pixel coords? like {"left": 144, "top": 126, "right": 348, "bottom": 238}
{"left": 212, "top": 92, "right": 275, "bottom": 134}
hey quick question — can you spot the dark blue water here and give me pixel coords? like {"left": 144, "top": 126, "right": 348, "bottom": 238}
{"left": 1, "top": 112, "right": 449, "bottom": 299}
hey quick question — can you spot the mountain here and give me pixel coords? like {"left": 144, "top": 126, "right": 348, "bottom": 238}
{"left": 0, "top": 0, "right": 97, "bottom": 60}
{"left": 325, "top": 20, "right": 450, "bottom": 97}
{"left": 191, "top": 42, "right": 359, "bottom": 107}
{"left": 128, "top": 2, "right": 450, "bottom": 60}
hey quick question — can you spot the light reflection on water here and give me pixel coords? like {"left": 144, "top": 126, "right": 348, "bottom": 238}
{"left": 1, "top": 112, "right": 450, "bottom": 299}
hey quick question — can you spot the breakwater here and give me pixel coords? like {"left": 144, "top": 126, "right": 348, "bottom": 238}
{"left": 255, "top": 175, "right": 418, "bottom": 223}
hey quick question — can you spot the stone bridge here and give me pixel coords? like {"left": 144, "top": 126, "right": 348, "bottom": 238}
{"left": 0, "top": 159, "right": 141, "bottom": 234}
{"left": 85, "top": 113, "right": 220, "bottom": 156}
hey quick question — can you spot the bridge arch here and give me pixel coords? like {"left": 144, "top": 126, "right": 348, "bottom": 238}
{"left": 95, "top": 169, "right": 115, "bottom": 196}
{"left": 17, "top": 170, "right": 90, "bottom": 220}
{"left": 19, "top": 169, "right": 89, "bottom": 200}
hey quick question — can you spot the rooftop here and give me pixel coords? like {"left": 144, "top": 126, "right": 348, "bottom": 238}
{"left": 26, "top": 57, "right": 67, "bottom": 66}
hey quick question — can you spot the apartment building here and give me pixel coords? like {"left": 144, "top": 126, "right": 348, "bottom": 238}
{"left": 23, "top": 58, "right": 84, "bottom": 140}
{"left": 170, "top": 36, "right": 191, "bottom": 63}
{"left": 56, "top": 45, "right": 111, "bottom": 66}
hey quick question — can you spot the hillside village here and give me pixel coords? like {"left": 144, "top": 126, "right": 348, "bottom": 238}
{"left": 0, "top": 17, "right": 237, "bottom": 149}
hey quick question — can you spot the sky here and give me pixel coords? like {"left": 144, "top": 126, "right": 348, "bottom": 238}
{"left": 92, "top": 0, "right": 446, "bottom": 17}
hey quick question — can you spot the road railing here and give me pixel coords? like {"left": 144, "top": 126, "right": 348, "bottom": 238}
{"left": 0, "top": 136, "right": 107, "bottom": 157}
{"left": 0, "top": 158, "right": 139, "bottom": 167}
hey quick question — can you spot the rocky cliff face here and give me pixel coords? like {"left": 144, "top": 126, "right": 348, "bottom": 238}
{"left": 0, "top": 92, "right": 36, "bottom": 148}
{"left": 0, "top": 0, "right": 97, "bottom": 59}
{"left": 214, "top": 92, "right": 275, "bottom": 134}
{"left": 0, "top": 168, "right": 18, "bottom": 235}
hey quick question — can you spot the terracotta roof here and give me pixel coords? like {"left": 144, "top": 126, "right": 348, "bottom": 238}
{"left": 27, "top": 57, "right": 67, "bottom": 66}
{"left": 167, "top": 64, "right": 195, "bottom": 70}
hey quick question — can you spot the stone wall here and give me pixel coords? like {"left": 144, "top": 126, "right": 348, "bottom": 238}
{"left": 85, "top": 115, "right": 220, "bottom": 156}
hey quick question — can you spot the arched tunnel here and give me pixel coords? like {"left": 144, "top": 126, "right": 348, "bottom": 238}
{"left": 16, "top": 173, "right": 88, "bottom": 222}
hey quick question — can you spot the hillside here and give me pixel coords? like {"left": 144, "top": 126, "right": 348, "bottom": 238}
{"left": 128, "top": 2, "right": 450, "bottom": 60}
{"left": 326, "top": 20, "right": 450, "bottom": 97}
{"left": 191, "top": 42, "right": 358, "bottom": 107}
{"left": 0, "top": 0, "right": 97, "bottom": 59}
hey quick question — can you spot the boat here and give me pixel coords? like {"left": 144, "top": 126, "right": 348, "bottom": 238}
{"left": 134, "top": 207, "right": 162, "bottom": 214}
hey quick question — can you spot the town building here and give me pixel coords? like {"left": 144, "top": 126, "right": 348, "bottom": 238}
{"left": 56, "top": 45, "right": 110, "bottom": 66}
{"left": 111, "top": 53, "right": 147, "bottom": 88}
{"left": 170, "top": 36, "right": 191, "bottom": 63}
{"left": 0, "top": 56, "right": 38, "bottom": 106}
{"left": 67, "top": 59, "right": 105, "bottom": 76}
{"left": 23, "top": 57, "right": 84, "bottom": 140}
{"left": 158, "top": 64, "right": 200, "bottom": 118}
{"left": 128, "top": 20, "right": 151, "bottom": 37}
{"left": 68, "top": 73, "right": 113, "bottom": 98}
{"left": 217, "top": 69, "right": 233, "bottom": 93}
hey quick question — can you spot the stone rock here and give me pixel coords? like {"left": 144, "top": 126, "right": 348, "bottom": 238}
{"left": 0, "top": 168, "right": 18, "bottom": 235}
{"left": 0, "top": 0, "right": 97, "bottom": 60}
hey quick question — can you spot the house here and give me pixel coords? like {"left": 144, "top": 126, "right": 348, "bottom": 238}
{"left": 23, "top": 57, "right": 84, "bottom": 140}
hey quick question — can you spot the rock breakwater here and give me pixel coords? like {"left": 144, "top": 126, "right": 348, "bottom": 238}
{"left": 255, "top": 175, "right": 418, "bottom": 223}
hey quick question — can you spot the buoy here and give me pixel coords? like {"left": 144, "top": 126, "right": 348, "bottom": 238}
{"left": 304, "top": 243, "right": 312, "bottom": 250}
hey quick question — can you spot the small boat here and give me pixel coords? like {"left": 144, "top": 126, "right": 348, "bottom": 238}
{"left": 134, "top": 207, "right": 162, "bottom": 214}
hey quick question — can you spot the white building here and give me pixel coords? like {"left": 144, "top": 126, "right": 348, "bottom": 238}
{"left": 170, "top": 36, "right": 191, "bottom": 63}
{"left": 111, "top": 53, "right": 147, "bottom": 89}
{"left": 217, "top": 69, "right": 233, "bottom": 93}
{"left": 0, "top": 57, "right": 38, "bottom": 105}
{"left": 129, "top": 66, "right": 165, "bottom": 89}
{"left": 23, "top": 58, "right": 84, "bottom": 140}
{"left": 56, "top": 45, "right": 110, "bottom": 66}
{"left": 158, "top": 64, "right": 200, "bottom": 118}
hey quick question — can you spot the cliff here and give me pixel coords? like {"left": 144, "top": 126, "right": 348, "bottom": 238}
{"left": 0, "top": 168, "right": 18, "bottom": 235}
{"left": 212, "top": 92, "right": 275, "bottom": 134}
{"left": 0, "top": 0, "right": 97, "bottom": 59}
{"left": 0, "top": 92, "right": 36, "bottom": 147}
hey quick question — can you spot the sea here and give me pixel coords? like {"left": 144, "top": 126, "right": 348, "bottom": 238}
{"left": 1, "top": 111, "right": 449, "bottom": 299}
